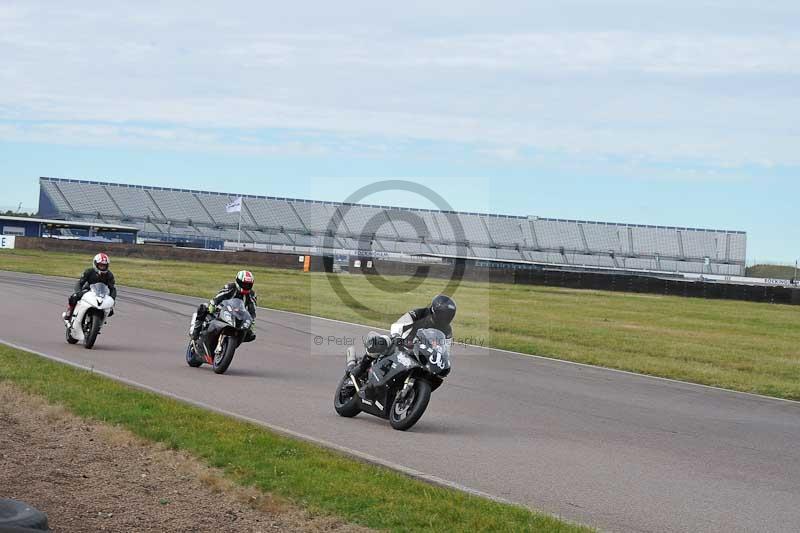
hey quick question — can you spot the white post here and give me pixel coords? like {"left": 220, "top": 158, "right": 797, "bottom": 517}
{"left": 794, "top": 260, "right": 798, "bottom": 283}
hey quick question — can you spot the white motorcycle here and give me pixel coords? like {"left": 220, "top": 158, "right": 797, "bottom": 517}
{"left": 64, "top": 283, "right": 115, "bottom": 349}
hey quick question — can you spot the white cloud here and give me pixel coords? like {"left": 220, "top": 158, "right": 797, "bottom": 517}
{"left": 0, "top": 1, "right": 798, "bottom": 169}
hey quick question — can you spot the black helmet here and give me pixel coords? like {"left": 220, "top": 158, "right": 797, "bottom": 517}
{"left": 430, "top": 294, "right": 457, "bottom": 328}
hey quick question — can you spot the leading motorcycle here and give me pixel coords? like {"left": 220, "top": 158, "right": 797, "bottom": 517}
{"left": 334, "top": 328, "right": 452, "bottom": 431}
{"left": 64, "top": 282, "right": 115, "bottom": 349}
{"left": 185, "top": 298, "right": 254, "bottom": 375}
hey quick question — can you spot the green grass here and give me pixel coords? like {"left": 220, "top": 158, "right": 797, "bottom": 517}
{"left": 0, "top": 344, "right": 589, "bottom": 533}
{"left": 2, "top": 248, "right": 800, "bottom": 400}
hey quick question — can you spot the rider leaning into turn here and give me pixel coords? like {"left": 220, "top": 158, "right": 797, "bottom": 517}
{"left": 191, "top": 270, "right": 257, "bottom": 341}
{"left": 350, "top": 294, "right": 457, "bottom": 381}
{"left": 63, "top": 253, "right": 117, "bottom": 320}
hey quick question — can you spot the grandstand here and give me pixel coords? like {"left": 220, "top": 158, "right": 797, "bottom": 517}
{"left": 37, "top": 177, "right": 747, "bottom": 275}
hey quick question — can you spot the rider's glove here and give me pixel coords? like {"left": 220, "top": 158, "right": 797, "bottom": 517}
{"left": 207, "top": 303, "right": 216, "bottom": 314}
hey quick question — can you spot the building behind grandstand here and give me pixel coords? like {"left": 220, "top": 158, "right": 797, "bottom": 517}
{"left": 37, "top": 177, "right": 747, "bottom": 276}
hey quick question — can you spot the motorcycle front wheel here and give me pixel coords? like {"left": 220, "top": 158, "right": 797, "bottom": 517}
{"left": 84, "top": 313, "right": 102, "bottom": 350}
{"left": 213, "top": 336, "right": 238, "bottom": 375}
{"left": 334, "top": 374, "right": 361, "bottom": 418}
{"left": 389, "top": 379, "right": 432, "bottom": 431}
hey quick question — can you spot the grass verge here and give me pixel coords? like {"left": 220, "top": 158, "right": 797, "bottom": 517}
{"left": 0, "top": 343, "right": 590, "bottom": 533}
{"left": 2, "top": 248, "right": 800, "bottom": 400}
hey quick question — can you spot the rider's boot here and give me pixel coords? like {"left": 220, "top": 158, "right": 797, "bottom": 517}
{"left": 190, "top": 313, "right": 203, "bottom": 341}
{"left": 350, "top": 353, "right": 371, "bottom": 381}
{"left": 62, "top": 304, "right": 74, "bottom": 322}
{"left": 190, "top": 306, "right": 209, "bottom": 342}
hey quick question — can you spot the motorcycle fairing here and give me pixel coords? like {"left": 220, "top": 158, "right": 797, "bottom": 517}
{"left": 67, "top": 283, "right": 115, "bottom": 341}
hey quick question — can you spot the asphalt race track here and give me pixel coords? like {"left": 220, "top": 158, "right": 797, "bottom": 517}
{"left": 1, "top": 270, "right": 798, "bottom": 533}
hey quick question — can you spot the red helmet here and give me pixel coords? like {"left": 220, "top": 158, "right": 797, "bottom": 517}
{"left": 235, "top": 270, "right": 254, "bottom": 295}
{"left": 93, "top": 253, "right": 110, "bottom": 274}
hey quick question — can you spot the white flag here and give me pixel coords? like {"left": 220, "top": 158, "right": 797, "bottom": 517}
{"left": 226, "top": 197, "right": 242, "bottom": 213}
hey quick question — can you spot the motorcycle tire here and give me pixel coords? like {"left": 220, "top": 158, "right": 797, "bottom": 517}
{"left": 0, "top": 499, "right": 49, "bottom": 531}
{"left": 84, "top": 313, "right": 102, "bottom": 350}
{"left": 334, "top": 374, "right": 361, "bottom": 418}
{"left": 186, "top": 343, "right": 202, "bottom": 368}
{"left": 65, "top": 326, "right": 78, "bottom": 345}
{"left": 389, "top": 379, "right": 431, "bottom": 431}
{"left": 213, "top": 336, "right": 237, "bottom": 375}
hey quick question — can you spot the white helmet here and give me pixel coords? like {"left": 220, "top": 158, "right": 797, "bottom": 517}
{"left": 93, "top": 253, "right": 110, "bottom": 274}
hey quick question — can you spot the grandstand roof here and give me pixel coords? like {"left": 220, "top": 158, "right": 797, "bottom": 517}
{"left": 39, "top": 177, "right": 746, "bottom": 235}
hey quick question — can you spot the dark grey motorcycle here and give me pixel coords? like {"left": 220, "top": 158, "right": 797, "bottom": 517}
{"left": 185, "top": 298, "right": 254, "bottom": 375}
{"left": 334, "top": 328, "right": 451, "bottom": 431}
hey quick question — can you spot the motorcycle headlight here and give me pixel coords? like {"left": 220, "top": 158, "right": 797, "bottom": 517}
{"left": 221, "top": 310, "right": 234, "bottom": 324}
{"left": 243, "top": 320, "right": 252, "bottom": 329}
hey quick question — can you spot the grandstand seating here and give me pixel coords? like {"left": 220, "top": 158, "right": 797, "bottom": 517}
{"left": 37, "top": 177, "right": 748, "bottom": 275}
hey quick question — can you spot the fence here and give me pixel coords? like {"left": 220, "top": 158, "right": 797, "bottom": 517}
{"left": 356, "top": 258, "right": 800, "bottom": 306}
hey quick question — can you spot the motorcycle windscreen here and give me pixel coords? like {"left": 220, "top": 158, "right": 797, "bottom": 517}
{"left": 90, "top": 283, "right": 110, "bottom": 297}
{"left": 219, "top": 298, "right": 253, "bottom": 327}
{"left": 415, "top": 328, "right": 451, "bottom": 375}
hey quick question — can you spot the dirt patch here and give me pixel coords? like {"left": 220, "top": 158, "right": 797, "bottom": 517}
{"left": 0, "top": 383, "right": 370, "bottom": 533}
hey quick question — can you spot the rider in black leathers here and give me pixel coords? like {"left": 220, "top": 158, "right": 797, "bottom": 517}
{"left": 63, "top": 253, "right": 117, "bottom": 320}
{"left": 191, "top": 270, "right": 257, "bottom": 341}
{"left": 350, "top": 295, "right": 457, "bottom": 382}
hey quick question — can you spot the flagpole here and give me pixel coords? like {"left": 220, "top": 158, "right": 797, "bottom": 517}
{"left": 238, "top": 199, "right": 243, "bottom": 251}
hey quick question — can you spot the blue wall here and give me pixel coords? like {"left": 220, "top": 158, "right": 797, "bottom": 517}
{"left": 0, "top": 218, "right": 41, "bottom": 237}
{"left": 0, "top": 217, "right": 138, "bottom": 243}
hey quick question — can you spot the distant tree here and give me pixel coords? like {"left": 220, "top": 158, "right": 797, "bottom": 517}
{"left": 2, "top": 210, "right": 35, "bottom": 218}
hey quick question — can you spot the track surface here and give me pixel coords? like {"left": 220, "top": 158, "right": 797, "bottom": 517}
{"left": 1, "top": 271, "right": 798, "bottom": 533}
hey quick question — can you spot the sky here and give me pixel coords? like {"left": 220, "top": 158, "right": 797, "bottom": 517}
{"left": 0, "top": 1, "right": 798, "bottom": 262}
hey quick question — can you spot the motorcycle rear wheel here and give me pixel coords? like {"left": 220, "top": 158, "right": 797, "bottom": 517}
{"left": 334, "top": 374, "right": 361, "bottom": 418}
{"left": 186, "top": 343, "right": 203, "bottom": 368}
{"left": 65, "top": 326, "right": 79, "bottom": 345}
{"left": 389, "top": 379, "right": 431, "bottom": 431}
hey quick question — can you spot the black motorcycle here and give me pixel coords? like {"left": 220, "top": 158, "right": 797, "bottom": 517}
{"left": 334, "top": 328, "right": 451, "bottom": 431}
{"left": 185, "top": 298, "right": 254, "bottom": 375}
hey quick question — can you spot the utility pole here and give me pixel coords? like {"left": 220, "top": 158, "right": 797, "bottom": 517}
{"left": 794, "top": 259, "right": 798, "bottom": 284}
